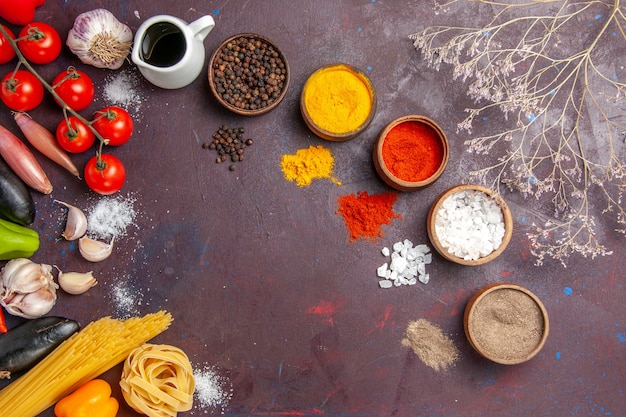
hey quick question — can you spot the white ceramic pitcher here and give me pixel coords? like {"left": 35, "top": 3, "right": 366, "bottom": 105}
{"left": 132, "top": 15, "right": 215, "bottom": 89}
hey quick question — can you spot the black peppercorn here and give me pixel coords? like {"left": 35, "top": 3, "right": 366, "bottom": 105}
{"left": 212, "top": 35, "right": 287, "bottom": 112}
{"left": 204, "top": 125, "right": 254, "bottom": 170}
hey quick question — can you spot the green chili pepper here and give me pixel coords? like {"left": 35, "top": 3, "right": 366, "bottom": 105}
{"left": 0, "top": 218, "right": 39, "bottom": 260}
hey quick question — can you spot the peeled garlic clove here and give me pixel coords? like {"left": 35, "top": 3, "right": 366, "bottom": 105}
{"left": 57, "top": 270, "right": 97, "bottom": 295}
{"left": 55, "top": 200, "right": 88, "bottom": 240}
{"left": 79, "top": 236, "right": 114, "bottom": 262}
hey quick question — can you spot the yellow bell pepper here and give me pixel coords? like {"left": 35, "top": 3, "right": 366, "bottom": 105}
{"left": 54, "top": 379, "right": 119, "bottom": 417}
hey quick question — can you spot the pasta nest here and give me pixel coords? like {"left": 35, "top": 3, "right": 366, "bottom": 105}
{"left": 120, "top": 344, "right": 195, "bottom": 417}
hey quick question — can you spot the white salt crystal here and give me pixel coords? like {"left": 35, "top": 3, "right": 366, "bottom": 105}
{"left": 434, "top": 190, "right": 506, "bottom": 261}
{"left": 393, "top": 241, "right": 404, "bottom": 252}
{"left": 377, "top": 239, "right": 432, "bottom": 288}
{"left": 381, "top": 247, "right": 390, "bottom": 257}
{"left": 390, "top": 256, "right": 408, "bottom": 273}
{"left": 377, "top": 263, "right": 389, "bottom": 278}
{"left": 389, "top": 270, "right": 398, "bottom": 281}
{"left": 379, "top": 280, "right": 393, "bottom": 289}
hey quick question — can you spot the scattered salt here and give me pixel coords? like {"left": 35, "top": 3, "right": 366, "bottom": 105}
{"left": 378, "top": 239, "right": 432, "bottom": 289}
{"left": 434, "top": 190, "right": 505, "bottom": 260}
{"left": 102, "top": 69, "right": 144, "bottom": 115}
{"left": 111, "top": 278, "right": 142, "bottom": 319}
{"left": 87, "top": 195, "right": 137, "bottom": 241}
{"left": 193, "top": 366, "right": 232, "bottom": 413}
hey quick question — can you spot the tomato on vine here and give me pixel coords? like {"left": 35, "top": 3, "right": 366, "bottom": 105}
{"left": 92, "top": 106, "right": 133, "bottom": 146}
{"left": 16, "top": 22, "right": 61, "bottom": 64}
{"left": 0, "top": 69, "right": 44, "bottom": 111}
{"left": 52, "top": 68, "right": 94, "bottom": 111}
{"left": 0, "top": 0, "right": 46, "bottom": 25}
{"left": 56, "top": 116, "right": 96, "bottom": 153}
{"left": 84, "top": 153, "right": 126, "bottom": 195}
{"left": 0, "top": 25, "right": 16, "bottom": 64}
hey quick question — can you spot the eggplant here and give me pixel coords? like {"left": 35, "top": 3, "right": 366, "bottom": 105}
{"left": 0, "top": 316, "right": 80, "bottom": 379}
{"left": 0, "top": 157, "right": 35, "bottom": 226}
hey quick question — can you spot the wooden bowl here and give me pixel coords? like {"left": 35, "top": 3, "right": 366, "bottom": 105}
{"left": 464, "top": 283, "right": 549, "bottom": 365}
{"left": 208, "top": 33, "right": 289, "bottom": 116}
{"left": 427, "top": 184, "right": 513, "bottom": 266}
{"left": 300, "top": 63, "right": 376, "bottom": 141}
{"left": 373, "top": 115, "right": 449, "bottom": 191}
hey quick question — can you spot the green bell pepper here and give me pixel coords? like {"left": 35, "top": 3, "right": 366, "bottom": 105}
{"left": 0, "top": 218, "right": 39, "bottom": 260}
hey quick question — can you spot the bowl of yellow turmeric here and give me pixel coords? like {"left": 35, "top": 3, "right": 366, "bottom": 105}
{"left": 300, "top": 63, "right": 376, "bottom": 141}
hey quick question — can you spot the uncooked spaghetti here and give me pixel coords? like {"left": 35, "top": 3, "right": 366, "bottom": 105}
{"left": 0, "top": 311, "right": 172, "bottom": 417}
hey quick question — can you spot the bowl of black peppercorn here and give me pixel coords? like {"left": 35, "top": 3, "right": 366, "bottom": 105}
{"left": 208, "top": 33, "right": 290, "bottom": 116}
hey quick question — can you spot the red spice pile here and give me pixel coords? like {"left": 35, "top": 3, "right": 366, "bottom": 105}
{"left": 336, "top": 191, "right": 400, "bottom": 241}
{"left": 382, "top": 121, "right": 444, "bottom": 182}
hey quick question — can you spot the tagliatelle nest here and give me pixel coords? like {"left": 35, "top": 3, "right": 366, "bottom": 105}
{"left": 120, "top": 344, "right": 195, "bottom": 417}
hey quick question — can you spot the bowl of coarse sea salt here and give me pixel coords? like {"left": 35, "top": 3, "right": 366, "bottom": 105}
{"left": 427, "top": 184, "right": 513, "bottom": 266}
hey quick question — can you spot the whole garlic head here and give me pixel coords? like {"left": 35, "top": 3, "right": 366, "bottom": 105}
{"left": 0, "top": 258, "right": 58, "bottom": 319}
{"left": 66, "top": 9, "right": 133, "bottom": 70}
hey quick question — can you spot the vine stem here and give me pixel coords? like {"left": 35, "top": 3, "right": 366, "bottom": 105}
{"left": 0, "top": 25, "right": 108, "bottom": 158}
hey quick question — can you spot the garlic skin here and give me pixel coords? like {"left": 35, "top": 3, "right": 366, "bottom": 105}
{"left": 7, "top": 289, "right": 56, "bottom": 319}
{"left": 55, "top": 200, "right": 87, "bottom": 241}
{"left": 66, "top": 9, "right": 133, "bottom": 70}
{"left": 79, "top": 236, "right": 114, "bottom": 262}
{"left": 57, "top": 270, "right": 97, "bottom": 295}
{"left": 0, "top": 258, "right": 58, "bottom": 319}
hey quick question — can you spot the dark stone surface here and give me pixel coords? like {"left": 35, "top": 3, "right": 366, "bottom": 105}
{"left": 0, "top": 1, "right": 624, "bottom": 416}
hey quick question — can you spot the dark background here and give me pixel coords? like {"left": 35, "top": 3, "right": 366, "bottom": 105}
{"left": 0, "top": 1, "right": 624, "bottom": 416}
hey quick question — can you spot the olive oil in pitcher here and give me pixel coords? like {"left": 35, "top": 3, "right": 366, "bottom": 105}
{"left": 140, "top": 22, "right": 187, "bottom": 67}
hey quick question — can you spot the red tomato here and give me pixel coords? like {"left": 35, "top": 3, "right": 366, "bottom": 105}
{"left": 0, "top": 0, "right": 41, "bottom": 25}
{"left": 0, "top": 69, "right": 44, "bottom": 111}
{"left": 17, "top": 22, "right": 61, "bottom": 64}
{"left": 0, "top": 25, "right": 16, "bottom": 64}
{"left": 92, "top": 106, "right": 133, "bottom": 146}
{"left": 56, "top": 116, "right": 96, "bottom": 153}
{"left": 52, "top": 68, "right": 94, "bottom": 111}
{"left": 84, "top": 153, "right": 126, "bottom": 195}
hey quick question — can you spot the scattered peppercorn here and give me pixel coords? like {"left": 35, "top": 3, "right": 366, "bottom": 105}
{"left": 211, "top": 35, "right": 287, "bottom": 112}
{"left": 203, "top": 125, "right": 253, "bottom": 170}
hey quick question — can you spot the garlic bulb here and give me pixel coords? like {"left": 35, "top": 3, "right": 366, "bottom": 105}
{"left": 55, "top": 200, "right": 87, "bottom": 241}
{"left": 66, "top": 9, "right": 133, "bottom": 70}
{"left": 79, "top": 236, "right": 114, "bottom": 262}
{"left": 57, "top": 269, "right": 97, "bottom": 295}
{"left": 0, "top": 258, "right": 58, "bottom": 319}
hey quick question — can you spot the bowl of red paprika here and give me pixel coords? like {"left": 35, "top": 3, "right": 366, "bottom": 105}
{"left": 373, "top": 115, "right": 449, "bottom": 191}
